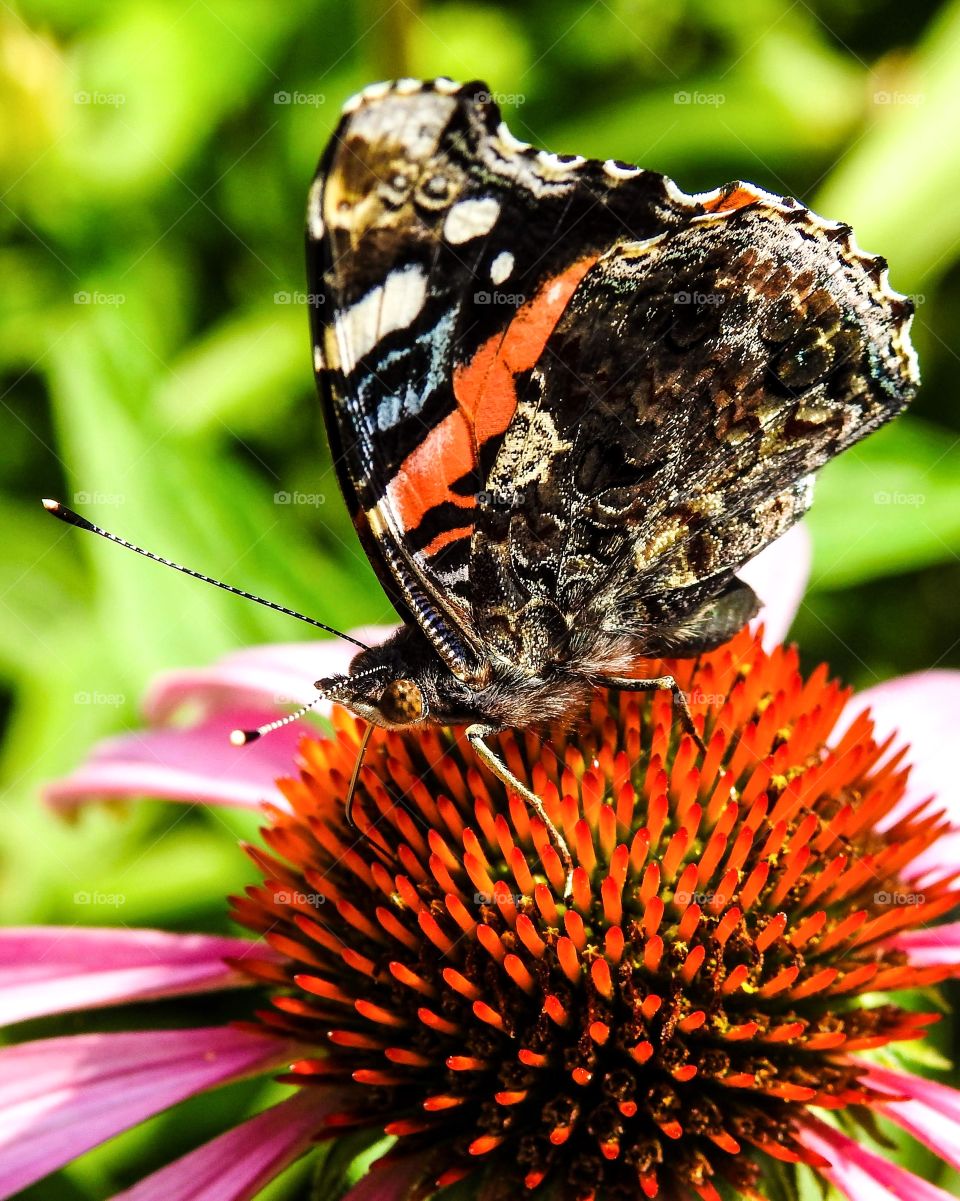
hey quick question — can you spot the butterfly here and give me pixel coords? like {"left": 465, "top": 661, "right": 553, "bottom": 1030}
{"left": 294, "top": 77, "right": 918, "bottom": 882}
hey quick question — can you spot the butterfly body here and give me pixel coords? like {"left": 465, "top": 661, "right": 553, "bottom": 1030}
{"left": 307, "top": 78, "right": 918, "bottom": 870}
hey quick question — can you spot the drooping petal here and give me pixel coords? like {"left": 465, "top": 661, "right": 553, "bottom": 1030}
{"left": 109, "top": 1089, "right": 332, "bottom": 1201}
{"left": 860, "top": 1062, "right": 960, "bottom": 1172}
{"left": 799, "top": 1115, "right": 958, "bottom": 1201}
{"left": 144, "top": 628, "right": 396, "bottom": 723}
{"left": 340, "top": 1154, "right": 430, "bottom": 1200}
{"left": 740, "top": 522, "right": 811, "bottom": 646}
{"left": 0, "top": 1025, "right": 294, "bottom": 1199}
{"left": 107, "top": 1098, "right": 429, "bottom": 1201}
{"left": 886, "top": 921, "right": 960, "bottom": 969}
{"left": 45, "top": 709, "right": 307, "bottom": 812}
{"left": 0, "top": 927, "right": 277, "bottom": 1027}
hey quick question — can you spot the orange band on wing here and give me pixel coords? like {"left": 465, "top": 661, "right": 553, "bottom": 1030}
{"left": 387, "top": 254, "right": 599, "bottom": 538}
{"left": 420, "top": 525, "right": 474, "bottom": 559}
{"left": 702, "top": 184, "right": 763, "bottom": 213}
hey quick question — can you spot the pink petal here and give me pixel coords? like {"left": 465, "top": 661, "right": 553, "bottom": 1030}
{"left": 109, "top": 1089, "right": 333, "bottom": 1201}
{"left": 799, "top": 1115, "right": 957, "bottom": 1201}
{"left": 0, "top": 927, "right": 277, "bottom": 1027}
{"left": 860, "top": 1062, "right": 960, "bottom": 1172}
{"left": 886, "top": 921, "right": 960, "bottom": 968}
{"left": 145, "top": 628, "right": 396, "bottom": 723}
{"left": 740, "top": 522, "right": 811, "bottom": 647}
{"left": 834, "top": 670, "right": 960, "bottom": 879}
{"left": 0, "top": 1026, "right": 295, "bottom": 1199}
{"left": 905, "top": 833, "right": 960, "bottom": 888}
{"left": 845, "top": 671, "right": 960, "bottom": 821}
{"left": 45, "top": 708, "right": 307, "bottom": 812}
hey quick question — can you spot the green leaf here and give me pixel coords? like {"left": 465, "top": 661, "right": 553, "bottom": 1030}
{"left": 154, "top": 304, "right": 309, "bottom": 436}
{"left": 806, "top": 418, "right": 960, "bottom": 589}
{"left": 816, "top": 0, "right": 960, "bottom": 291}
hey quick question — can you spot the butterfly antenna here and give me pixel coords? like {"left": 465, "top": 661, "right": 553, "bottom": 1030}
{"left": 230, "top": 691, "right": 329, "bottom": 746}
{"left": 42, "top": 499, "right": 370, "bottom": 651}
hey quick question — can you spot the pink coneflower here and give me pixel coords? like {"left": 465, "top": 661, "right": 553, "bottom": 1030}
{"left": 3, "top": 531, "right": 960, "bottom": 1201}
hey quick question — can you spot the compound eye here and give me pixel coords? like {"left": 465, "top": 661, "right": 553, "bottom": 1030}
{"left": 379, "top": 678, "right": 424, "bottom": 725}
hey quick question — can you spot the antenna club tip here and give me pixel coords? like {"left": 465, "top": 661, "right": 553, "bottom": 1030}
{"left": 42, "top": 499, "right": 88, "bottom": 529}
{"left": 230, "top": 728, "right": 258, "bottom": 746}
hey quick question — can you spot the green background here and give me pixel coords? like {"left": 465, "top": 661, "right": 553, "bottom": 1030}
{"left": 1, "top": 0, "right": 959, "bottom": 1197}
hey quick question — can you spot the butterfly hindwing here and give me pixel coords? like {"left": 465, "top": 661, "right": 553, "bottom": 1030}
{"left": 470, "top": 192, "right": 917, "bottom": 666}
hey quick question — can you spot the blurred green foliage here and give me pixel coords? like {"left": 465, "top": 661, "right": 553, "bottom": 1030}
{"left": 2, "top": 0, "right": 959, "bottom": 1197}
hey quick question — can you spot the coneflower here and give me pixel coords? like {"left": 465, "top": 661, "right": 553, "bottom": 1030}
{"left": 231, "top": 626, "right": 959, "bottom": 1201}
{"left": 3, "top": 546, "right": 960, "bottom": 1201}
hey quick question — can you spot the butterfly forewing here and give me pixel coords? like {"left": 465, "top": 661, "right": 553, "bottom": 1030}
{"left": 308, "top": 80, "right": 708, "bottom": 675}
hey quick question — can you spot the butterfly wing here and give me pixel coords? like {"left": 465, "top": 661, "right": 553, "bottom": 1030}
{"left": 469, "top": 186, "right": 918, "bottom": 667}
{"left": 307, "top": 79, "right": 713, "bottom": 680}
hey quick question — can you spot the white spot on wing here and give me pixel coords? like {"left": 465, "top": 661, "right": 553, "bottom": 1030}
{"left": 663, "top": 176, "right": 694, "bottom": 206}
{"left": 307, "top": 177, "right": 324, "bottom": 240}
{"left": 313, "top": 344, "right": 325, "bottom": 372}
{"left": 490, "top": 250, "right": 514, "bottom": 285}
{"left": 333, "top": 264, "right": 428, "bottom": 374}
{"left": 443, "top": 196, "right": 501, "bottom": 244}
{"left": 362, "top": 81, "right": 392, "bottom": 102}
{"left": 496, "top": 121, "right": 530, "bottom": 152}
{"left": 603, "top": 159, "right": 642, "bottom": 180}
{"left": 536, "top": 151, "right": 584, "bottom": 174}
{"left": 377, "top": 393, "right": 402, "bottom": 431}
{"left": 546, "top": 277, "right": 568, "bottom": 304}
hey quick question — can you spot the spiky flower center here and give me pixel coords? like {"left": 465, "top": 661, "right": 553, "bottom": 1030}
{"left": 233, "top": 631, "right": 957, "bottom": 1201}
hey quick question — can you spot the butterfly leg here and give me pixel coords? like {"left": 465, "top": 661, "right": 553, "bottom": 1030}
{"left": 344, "top": 722, "right": 374, "bottom": 832}
{"left": 598, "top": 675, "right": 707, "bottom": 754}
{"left": 466, "top": 723, "right": 574, "bottom": 898}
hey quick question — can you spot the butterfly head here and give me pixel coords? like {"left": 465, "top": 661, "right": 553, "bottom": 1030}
{"left": 316, "top": 624, "right": 498, "bottom": 731}
{"left": 317, "top": 643, "right": 430, "bottom": 731}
